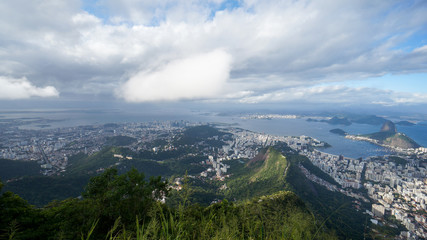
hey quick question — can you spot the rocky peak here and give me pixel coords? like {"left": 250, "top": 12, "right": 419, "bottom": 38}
{"left": 380, "top": 120, "right": 397, "bottom": 133}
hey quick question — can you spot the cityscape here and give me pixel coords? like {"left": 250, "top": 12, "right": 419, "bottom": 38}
{"left": 1, "top": 117, "right": 426, "bottom": 239}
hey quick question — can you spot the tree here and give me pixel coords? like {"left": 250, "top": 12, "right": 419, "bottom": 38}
{"left": 0, "top": 179, "right": 46, "bottom": 240}
{"left": 82, "top": 168, "right": 168, "bottom": 231}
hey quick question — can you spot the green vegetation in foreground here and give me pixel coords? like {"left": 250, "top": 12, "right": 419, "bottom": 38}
{"left": 2, "top": 175, "right": 91, "bottom": 207}
{"left": 0, "top": 168, "right": 337, "bottom": 240}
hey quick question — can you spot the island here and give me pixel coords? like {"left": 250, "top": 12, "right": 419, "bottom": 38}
{"left": 329, "top": 128, "right": 348, "bottom": 136}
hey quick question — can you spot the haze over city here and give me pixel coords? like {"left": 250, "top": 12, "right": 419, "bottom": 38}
{"left": 0, "top": 0, "right": 426, "bottom": 115}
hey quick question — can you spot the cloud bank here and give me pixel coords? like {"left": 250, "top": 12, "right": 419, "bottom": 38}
{"left": 119, "top": 50, "right": 232, "bottom": 102}
{"left": 236, "top": 85, "right": 427, "bottom": 106}
{"left": 0, "top": 0, "right": 426, "bottom": 106}
{"left": 0, "top": 76, "right": 59, "bottom": 99}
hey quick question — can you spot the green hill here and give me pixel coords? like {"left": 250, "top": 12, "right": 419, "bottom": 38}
{"left": 66, "top": 147, "right": 120, "bottom": 175}
{"left": 224, "top": 147, "right": 370, "bottom": 240}
{"left": 66, "top": 147, "right": 175, "bottom": 177}
{"left": 174, "top": 125, "right": 230, "bottom": 147}
{"left": 225, "top": 148, "right": 289, "bottom": 200}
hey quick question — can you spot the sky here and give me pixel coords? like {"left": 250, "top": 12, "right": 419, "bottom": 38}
{"left": 0, "top": 0, "right": 427, "bottom": 113}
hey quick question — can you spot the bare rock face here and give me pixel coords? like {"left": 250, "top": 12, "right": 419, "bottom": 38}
{"left": 380, "top": 120, "right": 397, "bottom": 133}
{"left": 383, "top": 134, "right": 420, "bottom": 149}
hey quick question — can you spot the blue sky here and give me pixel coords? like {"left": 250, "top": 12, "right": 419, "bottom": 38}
{"left": 0, "top": 0, "right": 426, "bottom": 111}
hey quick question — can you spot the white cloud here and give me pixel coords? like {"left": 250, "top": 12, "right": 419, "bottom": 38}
{"left": 118, "top": 49, "right": 232, "bottom": 102}
{"left": 0, "top": 76, "right": 59, "bottom": 99}
{"left": 238, "top": 85, "right": 427, "bottom": 106}
{"left": 0, "top": 0, "right": 427, "bottom": 105}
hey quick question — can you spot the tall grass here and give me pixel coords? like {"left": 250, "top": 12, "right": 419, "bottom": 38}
{"left": 97, "top": 192, "right": 337, "bottom": 240}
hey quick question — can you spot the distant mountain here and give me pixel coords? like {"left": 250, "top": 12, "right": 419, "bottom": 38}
{"left": 395, "top": 120, "right": 416, "bottom": 126}
{"left": 306, "top": 118, "right": 318, "bottom": 122}
{"left": 322, "top": 116, "right": 352, "bottom": 126}
{"left": 306, "top": 114, "right": 388, "bottom": 126}
{"left": 347, "top": 115, "right": 387, "bottom": 125}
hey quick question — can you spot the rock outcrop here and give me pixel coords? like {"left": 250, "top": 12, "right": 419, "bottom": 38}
{"left": 380, "top": 120, "right": 397, "bottom": 133}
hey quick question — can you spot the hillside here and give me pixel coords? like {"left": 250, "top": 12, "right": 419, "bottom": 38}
{"left": 225, "top": 148, "right": 289, "bottom": 200}
{"left": 174, "top": 125, "right": 230, "bottom": 147}
{"left": 3, "top": 175, "right": 91, "bottom": 206}
{"left": 222, "top": 147, "right": 368, "bottom": 240}
{"left": 382, "top": 133, "right": 421, "bottom": 149}
{"left": 66, "top": 147, "right": 120, "bottom": 175}
{"left": 0, "top": 159, "right": 41, "bottom": 181}
{"left": 284, "top": 154, "right": 370, "bottom": 240}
